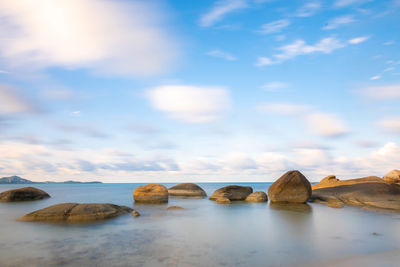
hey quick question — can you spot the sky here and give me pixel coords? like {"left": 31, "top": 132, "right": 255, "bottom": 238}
{"left": 0, "top": 0, "right": 399, "bottom": 183}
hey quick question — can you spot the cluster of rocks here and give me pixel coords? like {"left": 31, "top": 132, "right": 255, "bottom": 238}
{"left": 2, "top": 168, "right": 400, "bottom": 223}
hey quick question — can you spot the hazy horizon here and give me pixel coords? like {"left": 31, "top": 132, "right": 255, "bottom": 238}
{"left": 0, "top": 0, "right": 399, "bottom": 183}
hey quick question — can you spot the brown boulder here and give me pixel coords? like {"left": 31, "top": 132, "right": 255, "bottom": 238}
{"left": 133, "top": 184, "right": 168, "bottom": 203}
{"left": 168, "top": 183, "right": 206, "bottom": 198}
{"left": 268, "top": 170, "right": 312, "bottom": 203}
{"left": 311, "top": 179, "right": 400, "bottom": 211}
{"left": 209, "top": 185, "right": 253, "bottom": 201}
{"left": 18, "top": 203, "right": 132, "bottom": 223}
{"left": 0, "top": 187, "right": 50, "bottom": 202}
{"left": 132, "top": 210, "right": 140, "bottom": 217}
{"left": 383, "top": 170, "right": 400, "bottom": 184}
{"left": 245, "top": 191, "right": 268, "bottom": 202}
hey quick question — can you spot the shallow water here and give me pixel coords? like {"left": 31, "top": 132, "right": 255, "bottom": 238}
{"left": 1, "top": 183, "right": 400, "bottom": 267}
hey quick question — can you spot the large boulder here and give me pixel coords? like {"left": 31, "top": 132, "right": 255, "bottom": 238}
{"left": 312, "top": 176, "right": 384, "bottom": 190}
{"left": 168, "top": 183, "right": 206, "bottom": 198}
{"left": 268, "top": 170, "right": 312, "bottom": 204}
{"left": 245, "top": 191, "right": 268, "bottom": 202}
{"left": 383, "top": 170, "right": 400, "bottom": 184}
{"left": 18, "top": 203, "right": 133, "bottom": 223}
{"left": 133, "top": 184, "right": 168, "bottom": 203}
{"left": 0, "top": 187, "right": 50, "bottom": 202}
{"left": 311, "top": 178, "right": 400, "bottom": 211}
{"left": 209, "top": 185, "right": 253, "bottom": 201}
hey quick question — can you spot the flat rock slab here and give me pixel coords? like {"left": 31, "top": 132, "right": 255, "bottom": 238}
{"left": 0, "top": 187, "right": 50, "bottom": 202}
{"left": 18, "top": 203, "right": 133, "bottom": 223}
{"left": 312, "top": 176, "right": 384, "bottom": 190}
{"left": 311, "top": 181, "right": 400, "bottom": 211}
{"left": 168, "top": 183, "right": 207, "bottom": 198}
{"left": 210, "top": 185, "right": 253, "bottom": 201}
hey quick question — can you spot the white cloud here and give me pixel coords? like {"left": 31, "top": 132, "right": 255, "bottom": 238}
{"left": 294, "top": 2, "right": 321, "bottom": 17}
{"left": 378, "top": 117, "right": 400, "bottom": 133}
{"left": 361, "top": 84, "right": 400, "bottom": 100}
{"left": 305, "top": 112, "right": 349, "bottom": 137}
{"left": 0, "top": 0, "right": 178, "bottom": 77}
{"left": 323, "top": 15, "right": 356, "bottom": 30}
{"left": 0, "top": 84, "right": 38, "bottom": 114}
{"left": 261, "top": 81, "right": 290, "bottom": 91}
{"left": 206, "top": 50, "right": 237, "bottom": 61}
{"left": 199, "top": 0, "right": 248, "bottom": 27}
{"left": 147, "top": 85, "right": 231, "bottom": 123}
{"left": 383, "top": 41, "right": 395, "bottom": 45}
{"left": 259, "top": 19, "right": 290, "bottom": 34}
{"left": 348, "top": 36, "right": 370, "bottom": 44}
{"left": 257, "top": 38, "right": 345, "bottom": 66}
{"left": 370, "top": 75, "right": 381, "bottom": 80}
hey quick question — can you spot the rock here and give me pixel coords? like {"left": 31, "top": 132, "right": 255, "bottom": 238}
{"left": 383, "top": 170, "right": 400, "bottom": 184}
{"left": 216, "top": 197, "right": 231, "bottom": 204}
{"left": 18, "top": 203, "right": 132, "bottom": 223}
{"left": 209, "top": 185, "right": 253, "bottom": 201}
{"left": 245, "top": 191, "right": 268, "bottom": 202}
{"left": 268, "top": 170, "right": 312, "bottom": 204}
{"left": 311, "top": 178, "right": 400, "bottom": 211}
{"left": 168, "top": 183, "right": 207, "bottom": 198}
{"left": 0, "top": 187, "right": 50, "bottom": 202}
{"left": 312, "top": 175, "right": 384, "bottom": 190}
{"left": 132, "top": 210, "right": 140, "bottom": 217}
{"left": 166, "top": 206, "right": 184, "bottom": 210}
{"left": 133, "top": 184, "right": 168, "bottom": 203}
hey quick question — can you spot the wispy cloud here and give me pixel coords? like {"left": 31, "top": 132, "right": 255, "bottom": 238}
{"left": 379, "top": 117, "right": 400, "bottom": 133}
{"left": 0, "top": 0, "right": 178, "bottom": 77}
{"left": 361, "top": 84, "right": 400, "bottom": 100}
{"left": 257, "top": 103, "right": 348, "bottom": 137}
{"left": 348, "top": 36, "right": 370, "bottom": 44}
{"left": 199, "top": 0, "right": 248, "bottom": 27}
{"left": 261, "top": 82, "right": 290, "bottom": 92}
{"left": 294, "top": 2, "right": 321, "bottom": 17}
{"left": 334, "top": 0, "right": 372, "bottom": 7}
{"left": 323, "top": 15, "right": 356, "bottom": 30}
{"left": 206, "top": 50, "right": 237, "bottom": 61}
{"left": 147, "top": 85, "right": 231, "bottom": 123}
{"left": 259, "top": 19, "right": 290, "bottom": 34}
{"left": 0, "top": 84, "right": 39, "bottom": 114}
{"left": 256, "top": 37, "right": 346, "bottom": 66}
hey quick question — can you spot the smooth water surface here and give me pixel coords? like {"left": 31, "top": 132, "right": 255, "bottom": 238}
{"left": 1, "top": 183, "right": 400, "bottom": 267}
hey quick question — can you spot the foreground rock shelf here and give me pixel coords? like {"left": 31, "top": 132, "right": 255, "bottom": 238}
{"left": 0, "top": 187, "right": 50, "bottom": 202}
{"left": 18, "top": 203, "right": 133, "bottom": 223}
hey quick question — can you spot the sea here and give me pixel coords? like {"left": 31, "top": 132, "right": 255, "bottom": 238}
{"left": 0, "top": 183, "right": 400, "bottom": 267}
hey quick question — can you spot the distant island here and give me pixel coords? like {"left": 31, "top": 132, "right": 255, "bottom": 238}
{"left": 0, "top": 176, "right": 102, "bottom": 184}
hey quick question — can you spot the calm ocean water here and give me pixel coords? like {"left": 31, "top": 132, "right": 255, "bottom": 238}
{"left": 1, "top": 183, "right": 400, "bottom": 267}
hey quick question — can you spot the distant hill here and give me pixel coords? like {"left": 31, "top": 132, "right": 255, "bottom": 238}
{"left": 0, "top": 176, "right": 33, "bottom": 184}
{"left": 0, "top": 176, "right": 102, "bottom": 184}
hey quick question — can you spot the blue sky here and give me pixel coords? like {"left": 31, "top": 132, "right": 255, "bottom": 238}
{"left": 0, "top": 0, "right": 399, "bottom": 182}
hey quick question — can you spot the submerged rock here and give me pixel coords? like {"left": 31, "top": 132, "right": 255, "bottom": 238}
{"left": 383, "top": 170, "right": 400, "bottom": 184}
{"left": 209, "top": 185, "right": 253, "bottom": 201}
{"left": 245, "top": 191, "right": 268, "bottom": 202}
{"left": 166, "top": 206, "right": 184, "bottom": 210}
{"left": 133, "top": 184, "right": 168, "bottom": 203}
{"left": 311, "top": 177, "right": 400, "bottom": 211}
{"left": 0, "top": 187, "right": 50, "bottom": 202}
{"left": 268, "top": 170, "right": 312, "bottom": 204}
{"left": 132, "top": 210, "right": 140, "bottom": 217}
{"left": 168, "top": 183, "right": 207, "bottom": 198}
{"left": 18, "top": 203, "right": 132, "bottom": 223}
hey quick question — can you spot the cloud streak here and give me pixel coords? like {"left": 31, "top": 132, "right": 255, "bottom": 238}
{"left": 199, "top": 0, "right": 248, "bottom": 27}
